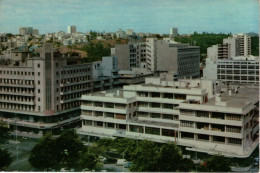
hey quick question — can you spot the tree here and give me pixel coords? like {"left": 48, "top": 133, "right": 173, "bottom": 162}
{"left": 81, "top": 41, "right": 110, "bottom": 63}
{"left": 29, "top": 134, "right": 58, "bottom": 169}
{"left": 113, "top": 138, "right": 136, "bottom": 160}
{"left": 78, "top": 151, "right": 98, "bottom": 171}
{"left": 0, "top": 123, "right": 10, "bottom": 143}
{"left": 130, "top": 140, "right": 160, "bottom": 172}
{"left": 29, "top": 130, "right": 100, "bottom": 171}
{"left": 157, "top": 143, "right": 183, "bottom": 171}
{"left": 178, "top": 158, "right": 195, "bottom": 172}
{"left": 205, "top": 154, "right": 231, "bottom": 172}
{"left": 54, "top": 130, "right": 85, "bottom": 169}
{"left": 0, "top": 148, "right": 12, "bottom": 171}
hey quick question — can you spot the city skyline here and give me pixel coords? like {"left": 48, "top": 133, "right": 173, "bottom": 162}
{"left": 0, "top": 0, "right": 258, "bottom": 34}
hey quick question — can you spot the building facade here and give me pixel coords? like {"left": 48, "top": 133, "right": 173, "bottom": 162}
{"left": 0, "top": 43, "right": 92, "bottom": 136}
{"left": 170, "top": 27, "right": 178, "bottom": 37}
{"left": 111, "top": 42, "right": 146, "bottom": 70}
{"left": 92, "top": 56, "right": 121, "bottom": 92}
{"left": 78, "top": 77, "right": 259, "bottom": 158}
{"left": 67, "top": 25, "right": 77, "bottom": 34}
{"left": 208, "top": 33, "right": 251, "bottom": 60}
{"left": 112, "top": 38, "right": 200, "bottom": 79}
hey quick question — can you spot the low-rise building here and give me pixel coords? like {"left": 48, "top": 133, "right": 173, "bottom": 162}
{"left": 78, "top": 76, "right": 259, "bottom": 157}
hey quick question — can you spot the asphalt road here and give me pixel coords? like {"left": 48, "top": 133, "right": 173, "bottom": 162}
{"left": 3, "top": 138, "right": 39, "bottom": 172}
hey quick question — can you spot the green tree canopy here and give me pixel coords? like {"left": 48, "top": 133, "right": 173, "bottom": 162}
{"left": 0, "top": 123, "right": 10, "bottom": 143}
{"left": 205, "top": 154, "right": 231, "bottom": 172}
{"left": 29, "top": 130, "right": 100, "bottom": 171}
{"left": 0, "top": 148, "right": 12, "bottom": 171}
{"left": 157, "top": 143, "right": 183, "bottom": 171}
{"left": 81, "top": 41, "right": 110, "bottom": 63}
{"left": 130, "top": 140, "right": 160, "bottom": 172}
{"left": 29, "top": 134, "right": 58, "bottom": 169}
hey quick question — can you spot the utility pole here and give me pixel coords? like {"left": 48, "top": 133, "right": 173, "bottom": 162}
{"left": 15, "top": 118, "right": 19, "bottom": 171}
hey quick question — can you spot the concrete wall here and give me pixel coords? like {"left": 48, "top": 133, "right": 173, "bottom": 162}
{"left": 112, "top": 44, "right": 130, "bottom": 70}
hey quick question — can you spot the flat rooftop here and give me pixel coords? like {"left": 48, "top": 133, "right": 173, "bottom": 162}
{"left": 205, "top": 87, "right": 259, "bottom": 108}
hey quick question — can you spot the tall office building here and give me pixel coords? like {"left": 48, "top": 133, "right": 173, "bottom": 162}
{"left": 112, "top": 38, "right": 200, "bottom": 79}
{"left": 67, "top": 25, "right": 77, "bottom": 34}
{"left": 111, "top": 42, "right": 146, "bottom": 70}
{"left": 19, "top": 27, "right": 36, "bottom": 35}
{"left": 19, "top": 27, "right": 28, "bottom": 35}
{"left": 170, "top": 27, "right": 178, "bottom": 37}
{"left": 78, "top": 76, "right": 259, "bottom": 158}
{"left": 0, "top": 43, "right": 92, "bottom": 136}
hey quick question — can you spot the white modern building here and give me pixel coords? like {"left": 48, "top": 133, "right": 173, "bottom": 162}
{"left": 78, "top": 77, "right": 259, "bottom": 158}
{"left": 208, "top": 33, "right": 251, "bottom": 60}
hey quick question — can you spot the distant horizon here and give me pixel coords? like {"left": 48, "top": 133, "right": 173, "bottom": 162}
{"left": 1, "top": 28, "right": 259, "bottom": 35}
{"left": 0, "top": 0, "right": 258, "bottom": 35}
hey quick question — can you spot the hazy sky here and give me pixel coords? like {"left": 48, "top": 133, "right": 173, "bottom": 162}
{"left": 0, "top": 0, "right": 258, "bottom": 34}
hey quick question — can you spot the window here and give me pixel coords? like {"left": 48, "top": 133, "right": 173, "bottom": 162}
{"left": 162, "top": 114, "right": 173, "bottom": 120}
{"left": 38, "top": 80, "right": 40, "bottom": 85}
{"left": 38, "top": 97, "right": 40, "bottom": 101}
{"left": 162, "top": 129, "right": 177, "bottom": 137}
{"left": 38, "top": 89, "right": 40, "bottom": 93}
{"left": 38, "top": 64, "right": 40, "bottom": 68}
{"left": 151, "top": 113, "right": 160, "bottom": 118}
{"left": 38, "top": 106, "right": 41, "bottom": 111}
{"left": 145, "top": 127, "right": 160, "bottom": 135}
{"left": 38, "top": 72, "right": 40, "bottom": 76}
{"left": 180, "top": 120, "right": 194, "bottom": 127}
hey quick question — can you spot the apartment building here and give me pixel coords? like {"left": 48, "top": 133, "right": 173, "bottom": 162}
{"left": 78, "top": 76, "right": 259, "bottom": 157}
{"left": 0, "top": 35, "right": 8, "bottom": 43}
{"left": 92, "top": 56, "right": 121, "bottom": 92}
{"left": 208, "top": 33, "right": 251, "bottom": 60}
{"left": 0, "top": 43, "right": 92, "bottom": 136}
{"left": 207, "top": 44, "right": 230, "bottom": 61}
{"left": 233, "top": 34, "right": 251, "bottom": 56}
